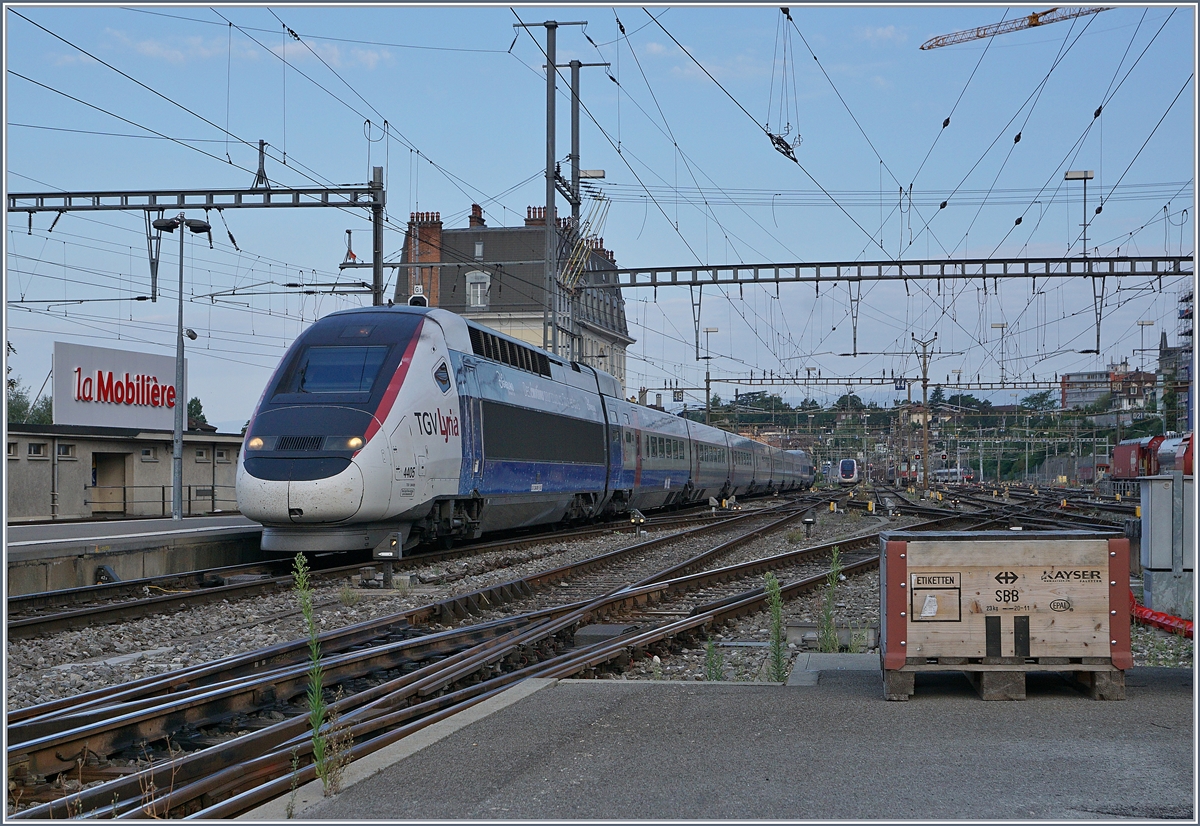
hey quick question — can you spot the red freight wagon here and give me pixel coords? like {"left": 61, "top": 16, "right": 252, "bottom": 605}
{"left": 1112, "top": 435, "right": 1165, "bottom": 479}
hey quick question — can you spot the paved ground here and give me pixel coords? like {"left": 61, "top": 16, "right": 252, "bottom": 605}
{"left": 6, "top": 513, "right": 257, "bottom": 547}
{"left": 249, "top": 660, "right": 1194, "bottom": 821}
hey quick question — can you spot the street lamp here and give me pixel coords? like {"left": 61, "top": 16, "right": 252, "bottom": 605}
{"left": 153, "top": 213, "right": 212, "bottom": 521}
{"left": 1064, "top": 170, "right": 1095, "bottom": 257}
{"left": 1137, "top": 320, "right": 1155, "bottom": 370}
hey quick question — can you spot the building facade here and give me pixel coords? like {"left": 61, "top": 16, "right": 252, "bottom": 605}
{"left": 393, "top": 205, "right": 633, "bottom": 392}
{"left": 6, "top": 423, "right": 243, "bottom": 521}
{"left": 1060, "top": 370, "right": 1111, "bottom": 409}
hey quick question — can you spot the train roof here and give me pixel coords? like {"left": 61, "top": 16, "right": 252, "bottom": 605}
{"left": 320, "top": 305, "right": 623, "bottom": 398}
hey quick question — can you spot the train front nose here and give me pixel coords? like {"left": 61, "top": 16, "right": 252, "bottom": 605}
{"left": 238, "top": 407, "right": 379, "bottom": 524}
{"left": 285, "top": 463, "right": 365, "bottom": 522}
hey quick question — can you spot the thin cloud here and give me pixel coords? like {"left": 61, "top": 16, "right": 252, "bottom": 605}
{"left": 857, "top": 25, "right": 907, "bottom": 45}
{"left": 102, "top": 27, "right": 237, "bottom": 64}
{"left": 269, "top": 40, "right": 393, "bottom": 70}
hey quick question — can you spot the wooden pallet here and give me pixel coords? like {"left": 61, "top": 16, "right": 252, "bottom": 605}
{"left": 884, "top": 657, "right": 1125, "bottom": 701}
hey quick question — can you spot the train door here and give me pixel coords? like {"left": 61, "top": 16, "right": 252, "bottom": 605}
{"left": 597, "top": 396, "right": 620, "bottom": 511}
{"left": 91, "top": 453, "right": 126, "bottom": 514}
{"left": 459, "top": 356, "right": 485, "bottom": 493}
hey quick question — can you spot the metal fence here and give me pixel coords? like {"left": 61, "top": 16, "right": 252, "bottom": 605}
{"left": 83, "top": 483, "right": 239, "bottom": 516}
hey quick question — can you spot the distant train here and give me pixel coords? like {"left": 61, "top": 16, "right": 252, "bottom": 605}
{"left": 836, "top": 458, "right": 860, "bottom": 485}
{"left": 237, "top": 306, "right": 817, "bottom": 554}
{"left": 933, "top": 467, "right": 974, "bottom": 484}
{"left": 1157, "top": 433, "right": 1193, "bottom": 475}
{"left": 1112, "top": 433, "right": 1192, "bottom": 479}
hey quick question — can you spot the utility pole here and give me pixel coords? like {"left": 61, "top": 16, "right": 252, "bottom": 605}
{"left": 544, "top": 20, "right": 558, "bottom": 356}
{"left": 913, "top": 332, "right": 937, "bottom": 491}
{"left": 370, "top": 166, "right": 384, "bottom": 306}
{"left": 514, "top": 19, "right": 586, "bottom": 356}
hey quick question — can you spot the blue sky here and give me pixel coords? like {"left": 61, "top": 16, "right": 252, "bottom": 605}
{"left": 4, "top": 4, "right": 1196, "bottom": 431}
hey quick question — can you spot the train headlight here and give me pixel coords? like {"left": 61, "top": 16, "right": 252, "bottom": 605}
{"left": 323, "top": 436, "right": 365, "bottom": 451}
{"left": 247, "top": 436, "right": 265, "bottom": 450}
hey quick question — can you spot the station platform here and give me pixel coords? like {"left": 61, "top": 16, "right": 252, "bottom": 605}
{"left": 246, "top": 657, "right": 1194, "bottom": 821}
{"left": 5, "top": 515, "right": 262, "bottom": 594}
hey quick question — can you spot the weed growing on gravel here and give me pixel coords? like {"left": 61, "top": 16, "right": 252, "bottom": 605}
{"left": 785, "top": 529, "right": 805, "bottom": 543}
{"left": 650, "top": 655, "right": 663, "bottom": 680}
{"left": 704, "top": 639, "right": 725, "bottom": 681}
{"left": 817, "top": 546, "right": 843, "bottom": 653}
{"left": 337, "top": 584, "right": 361, "bottom": 608}
{"left": 765, "top": 573, "right": 788, "bottom": 681}
{"left": 850, "top": 623, "right": 868, "bottom": 654}
{"left": 293, "top": 554, "right": 329, "bottom": 795}
{"left": 323, "top": 687, "right": 354, "bottom": 795}
{"left": 136, "top": 742, "right": 181, "bottom": 818}
{"left": 285, "top": 747, "right": 300, "bottom": 819}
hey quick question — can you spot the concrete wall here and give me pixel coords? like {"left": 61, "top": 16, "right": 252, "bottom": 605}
{"left": 6, "top": 426, "right": 243, "bottom": 521}
{"left": 6, "top": 533, "right": 263, "bottom": 595}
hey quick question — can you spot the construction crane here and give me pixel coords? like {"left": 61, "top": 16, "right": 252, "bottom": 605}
{"left": 919, "top": 7, "right": 1112, "bottom": 50}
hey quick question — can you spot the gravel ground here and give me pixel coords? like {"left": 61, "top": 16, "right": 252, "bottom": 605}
{"left": 4, "top": 525, "right": 693, "bottom": 710}
{"left": 11, "top": 503, "right": 1186, "bottom": 709}
{"left": 4, "top": 504, "right": 795, "bottom": 710}
{"left": 616, "top": 568, "right": 1194, "bottom": 683}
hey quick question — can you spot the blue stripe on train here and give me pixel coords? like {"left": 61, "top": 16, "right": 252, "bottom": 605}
{"left": 463, "top": 459, "right": 608, "bottom": 497}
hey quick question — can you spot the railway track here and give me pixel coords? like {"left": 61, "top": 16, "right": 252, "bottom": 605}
{"left": 9, "top": 494, "right": 853, "bottom": 816}
{"left": 5, "top": 506, "right": 752, "bottom": 640}
{"left": 11, "top": 489, "right": 1089, "bottom": 821}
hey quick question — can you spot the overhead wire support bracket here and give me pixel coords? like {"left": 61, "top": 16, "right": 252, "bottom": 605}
{"left": 10, "top": 179, "right": 388, "bottom": 304}
{"left": 595, "top": 255, "right": 1191, "bottom": 290}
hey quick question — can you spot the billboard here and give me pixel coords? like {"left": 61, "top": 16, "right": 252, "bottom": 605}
{"left": 53, "top": 342, "right": 186, "bottom": 430}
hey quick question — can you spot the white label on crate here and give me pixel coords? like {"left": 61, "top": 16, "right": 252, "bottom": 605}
{"left": 921, "top": 595, "right": 939, "bottom": 617}
{"left": 913, "top": 573, "right": 959, "bottom": 587}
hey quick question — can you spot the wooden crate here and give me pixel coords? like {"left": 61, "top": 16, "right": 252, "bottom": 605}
{"left": 879, "top": 531, "right": 1132, "bottom": 701}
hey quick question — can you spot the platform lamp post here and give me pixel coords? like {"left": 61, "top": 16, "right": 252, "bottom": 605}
{"left": 702, "top": 327, "right": 718, "bottom": 425}
{"left": 1064, "top": 170, "right": 1094, "bottom": 257}
{"left": 153, "top": 213, "right": 211, "bottom": 521}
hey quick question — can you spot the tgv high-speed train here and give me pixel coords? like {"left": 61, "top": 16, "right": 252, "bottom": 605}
{"left": 237, "top": 306, "right": 816, "bottom": 554}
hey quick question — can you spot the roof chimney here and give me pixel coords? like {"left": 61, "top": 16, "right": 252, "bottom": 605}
{"left": 525, "top": 206, "right": 545, "bottom": 226}
{"left": 469, "top": 204, "right": 486, "bottom": 228}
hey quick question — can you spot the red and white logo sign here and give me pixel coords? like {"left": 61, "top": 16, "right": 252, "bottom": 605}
{"left": 53, "top": 342, "right": 184, "bottom": 430}
{"left": 73, "top": 368, "right": 176, "bottom": 409}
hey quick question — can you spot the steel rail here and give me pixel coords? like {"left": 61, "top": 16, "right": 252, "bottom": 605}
{"left": 9, "top": 497, "right": 838, "bottom": 818}
{"left": 5, "top": 507, "right": 747, "bottom": 640}
{"left": 7, "top": 499, "right": 824, "bottom": 782}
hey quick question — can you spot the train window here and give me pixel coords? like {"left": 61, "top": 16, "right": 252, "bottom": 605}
{"left": 283, "top": 346, "right": 389, "bottom": 394}
{"left": 339, "top": 324, "right": 375, "bottom": 338}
